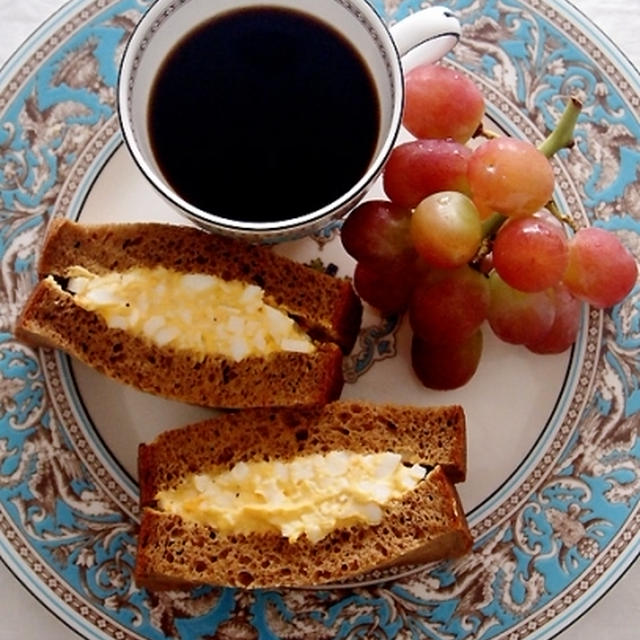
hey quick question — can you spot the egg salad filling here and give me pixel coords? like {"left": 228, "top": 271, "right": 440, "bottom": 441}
{"left": 155, "top": 451, "right": 427, "bottom": 543}
{"left": 59, "top": 265, "right": 315, "bottom": 361}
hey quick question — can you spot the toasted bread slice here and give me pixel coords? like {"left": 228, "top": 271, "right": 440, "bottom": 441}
{"left": 135, "top": 401, "right": 471, "bottom": 589}
{"left": 15, "top": 219, "right": 362, "bottom": 408}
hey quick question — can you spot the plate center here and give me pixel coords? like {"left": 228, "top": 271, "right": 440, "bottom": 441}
{"left": 71, "top": 143, "right": 576, "bottom": 520}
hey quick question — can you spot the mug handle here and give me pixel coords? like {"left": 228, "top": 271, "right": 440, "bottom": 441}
{"left": 389, "top": 6, "right": 461, "bottom": 64}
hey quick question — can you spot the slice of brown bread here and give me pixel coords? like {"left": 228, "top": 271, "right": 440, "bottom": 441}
{"left": 134, "top": 400, "right": 471, "bottom": 589}
{"left": 15, "top": 219, "right": 363, "bottom": 408}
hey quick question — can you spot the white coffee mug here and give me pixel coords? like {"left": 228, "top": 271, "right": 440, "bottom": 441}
{"left": 118, "top": 0, "right": 461, "bottom": 241}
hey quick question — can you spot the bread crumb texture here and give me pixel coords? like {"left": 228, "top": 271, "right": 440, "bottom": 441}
{"left": 136, "top": 466, "right": 471, "bottom": 589}
{"left": 135, "top": 401, "right": 471, "bottom": 589}
{"left": 138, "top": 401, "right": 466, "bottom": 506}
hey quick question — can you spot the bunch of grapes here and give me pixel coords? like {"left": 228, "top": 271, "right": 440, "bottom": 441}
{"left": 341, "top": 63, "right": 638, "bottom": 391}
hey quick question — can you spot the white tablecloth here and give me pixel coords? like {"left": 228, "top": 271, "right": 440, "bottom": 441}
{"left": 0, "top": 0, "right": 637, "bottom": 638}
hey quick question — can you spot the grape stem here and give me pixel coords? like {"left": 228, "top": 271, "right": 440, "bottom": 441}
{"left": 471, "top": 212, "right": 506, "bottom": 272}
{"left": 537, "top": 97, "right": 583, "bottom": 231}
{"left": 537, "top": 96, "right": 583, "bottom": 159}
{"left": 473, "top": 122, "right": 502, "bottom": 140}
{"left": 481, "top": 212, "right": 506, "bottom": 238}
{"left": 546, "top": 199, "right": 579, "bottom": 232}
{"left": 470, "top": 96, "right": 583, "bottom": 271}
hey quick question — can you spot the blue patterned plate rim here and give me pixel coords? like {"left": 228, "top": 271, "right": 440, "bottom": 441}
{"left": 0, "top": 0, "right": 638, "bottom": 639}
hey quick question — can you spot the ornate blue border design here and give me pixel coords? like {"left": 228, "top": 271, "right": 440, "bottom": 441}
{"left": 0, "top": 0, "right": 638, "bottom": 638}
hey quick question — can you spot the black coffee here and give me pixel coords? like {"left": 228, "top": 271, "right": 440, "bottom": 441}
{"left": 148, "top": 7, "right": 380, "bottom": 223}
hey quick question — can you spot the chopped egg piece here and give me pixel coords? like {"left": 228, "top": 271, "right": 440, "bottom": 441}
{"left": 61, "top": 266, "right": 315, "bottom": 361}
{"left": 155, "top": 451, "right": 427, "bottom": 543}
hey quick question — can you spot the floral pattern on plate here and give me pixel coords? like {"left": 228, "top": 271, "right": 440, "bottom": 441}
{"left": 0, "top": 0, "right": 638, "bottom": 638}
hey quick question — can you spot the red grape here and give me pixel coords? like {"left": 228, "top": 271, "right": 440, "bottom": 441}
{"left": 353, "top": 262, "right": 414, "bottom": 315}
{"left": 563, "top": 227, "right": 638, "bottom": 308}
{"left": 335, "top": 73, "right": 637, "bottom": 391}
{"left": 341, "top": 200, "right": 415, "bottom": 272}
{"left": 487, "top": 271, "right": 556, "bottom": 344}
{"left": 409, "top": 266, "right": 489, "bottom": 345}
{"left": 467, "top": 138, "right": 555, "bottom": 218}
{"left": 403, "top": 63, "right": 485, "bottom": 143}
{"left": 525, "top": 283, "right": 583, "bottom": 354}
{"left": 411, "top": 191, "right": 482, "bottom": 268}
{"left": 411, "top": 330, "right": 483, "bottom": 390}
{"left": 382, "top": 139, "right": 471, "bottom": 208}
{"left": 492, "top": 214, "right": 569, "bottom": 292}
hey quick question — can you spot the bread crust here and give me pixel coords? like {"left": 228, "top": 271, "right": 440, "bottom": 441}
{"left": 134, "top": 401, "right": 471, "bottom": 589}
{"left": 15, "top": 219, "right": 363, "bottom": 408}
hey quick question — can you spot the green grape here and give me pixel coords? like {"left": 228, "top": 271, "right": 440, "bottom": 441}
{"left": 411, "top": 191, "right": 482, "bottom": 269}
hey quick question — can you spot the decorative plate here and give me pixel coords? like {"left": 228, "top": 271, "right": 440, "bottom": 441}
{"left": 0, "top": 0, "right": 638, "bottom": 638}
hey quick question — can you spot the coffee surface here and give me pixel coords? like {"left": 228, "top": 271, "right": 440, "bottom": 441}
{"left": 148, "top": 7, "right": 380, "bottom": 223}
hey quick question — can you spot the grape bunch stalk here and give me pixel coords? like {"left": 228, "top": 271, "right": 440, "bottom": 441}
{"left": 341, "top": 63, "right": 638, "bottom": 391}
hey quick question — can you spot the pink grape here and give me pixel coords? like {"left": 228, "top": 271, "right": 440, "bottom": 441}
{"left": 526, "top": 283, "right": 583, "bottom": 354}
{"left": 563, "top": 227, "right": 638, "bottom": 308}
{"left": 411, "top": 330, "right": 483, "bottom": 391}
{"left": 341, "top": 200, "right": 415, "bottom": 272}
{"left": 467, "top": 138, "right": 555, "bottom": 218}
{"left": 487, "top": 271, "right": 556, "bottom": 345}
{"left": 492, "top": 213, "right": 569, "bottom": 292}
{"left": 353, "top": 262, "right": 414, "bottom": 315}
{"left": 409, "top": 266, "right": 489, "bottom": 345}
{"left": 382, "top": 139, "right": 471, "bottom": 208}
{"left": 403, "top": 63, "right": 485, "bottom": 143}
{"left": 411, "top": 191, "right": 482, "bottom": 268}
